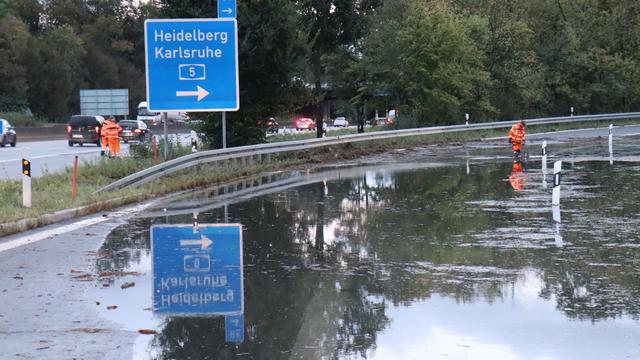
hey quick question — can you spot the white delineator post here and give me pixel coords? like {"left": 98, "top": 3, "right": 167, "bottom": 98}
{"left": 465, "top": 113, "right": 469, "bottom": 126}
{"left": 552, "top": 161, "right": 562, "bottom": 206}
{"left": 552, "top": 159, "right": 562, "bottom": 246}
{"left": 22, "top": 148, "right": 32, "bottom": 208}
{"left": 541, "top": 140, "right": 548, "bottom": 172}
{"left": 608, "top": 124, "right": 613, "bottom": 155}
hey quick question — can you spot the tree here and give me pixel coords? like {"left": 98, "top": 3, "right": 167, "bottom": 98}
{"left": 156, "top": 0, "right": 310, "bottom": 148}
{"left": 297, "top": 0, "right": 380, "bottom": 137}
{"left": 480, "top": 1, "right": 545, "bottom": 119}
{"left": 362, "top": 0, "right": 494, "bottom": 126}
{"left": 27, "top": 25, "right": 87, "bottom": 121}
{"left": 0, "top": 16, "right": 32, "bottom": 109}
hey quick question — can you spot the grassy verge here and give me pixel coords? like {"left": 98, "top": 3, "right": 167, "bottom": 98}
{"left": 1, "top": 118, "right": 639, "bottom": 236}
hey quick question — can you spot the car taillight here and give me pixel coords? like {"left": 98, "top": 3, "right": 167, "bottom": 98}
{"left": 67, "top": 125, "right": 72, "bottom": 132}
{"left": 134, "top": 129, "right": 141, "bottom": 133}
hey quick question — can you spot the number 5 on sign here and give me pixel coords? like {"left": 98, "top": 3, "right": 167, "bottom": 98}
{"left": 179, "top": 64, "right": 206, "bottom": 81}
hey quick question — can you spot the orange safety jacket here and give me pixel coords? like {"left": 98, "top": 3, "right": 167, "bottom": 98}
{"left": 101, "top": 120, "right": 112, "bottom": 139}
{"left": 508, "top": 123, "right": 526, "bottom": 144}
{"left": 104, "top": 121, "right": 122, "bottom": 138}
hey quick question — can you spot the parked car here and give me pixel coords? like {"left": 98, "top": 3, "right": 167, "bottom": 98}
{"left": 258, "top": 117, "right": 279, "bottom": 134}
{"left": 67, "top": 115, "right": 104, "bottom": 147}
{"left": 333, "top": 117, "right": 349, "bottom": 127}
{"left": 0, "top": 119, "right": 17, "bottom": 147}
{"left": 119, "top": 120, "right": 152, "bottom": 143}
{"left": 374, "top": 117, "right": 393, "bottom": 127}
{"left": 295, "top": 117, "right": 316, "bottom": 131}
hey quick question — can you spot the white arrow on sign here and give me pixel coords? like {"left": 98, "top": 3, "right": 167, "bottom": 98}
{"left": 180, "top": 235, "right": 213, "bottom": 250}
{"left": 176, "top": 85, "right": 210, "bottom": 101}
{"left": 221, "top": 8, "right": 233, "bottom": 14}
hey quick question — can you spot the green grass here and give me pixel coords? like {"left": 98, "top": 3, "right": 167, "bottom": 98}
{"left": 1, "top": 118, "right": 638, "bottom": 235}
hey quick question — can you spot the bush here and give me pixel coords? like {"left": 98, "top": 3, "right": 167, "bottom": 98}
{"left": 0, "top": 111, "right": 33, "bottom": 126}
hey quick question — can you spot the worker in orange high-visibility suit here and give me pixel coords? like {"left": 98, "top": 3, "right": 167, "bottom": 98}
{"left": 100, "top": 117, "right": 113, "bottom": 156}
{"left": 508, "top": 120, "right": 526, "bottom": 157}
{"left": 104, "top": 117, "right": 122, "bottom": 158}
{"left": 509, "top": 160, "right": 525, "bottom": 190}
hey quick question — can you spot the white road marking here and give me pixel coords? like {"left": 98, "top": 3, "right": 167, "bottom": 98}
{"left": 0, "top": 202, "right": 154, "bottom": 253}
{"left": 0, "top": 149, "right": 98, "bottom": 164}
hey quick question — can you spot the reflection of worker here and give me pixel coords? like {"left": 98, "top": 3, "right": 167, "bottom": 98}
{"left": 104, "top": 116, "right": 122, "bottom": 158}
{"left": 100, "top": 117, "right": 113, "bottom": 156}
{"left": 508, "top": 120, "right": 526, "bottom": 157}
{"left": 509, "top": 160, "right": 526, "bottom": 190}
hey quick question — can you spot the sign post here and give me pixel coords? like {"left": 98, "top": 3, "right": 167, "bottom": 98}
{"left": 217, "top": 0, "right": 236, "bottom": 148}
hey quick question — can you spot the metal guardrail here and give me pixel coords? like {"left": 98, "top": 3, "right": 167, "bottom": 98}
{"left": 97, "top": 112, "right": 640, "bottom": 192}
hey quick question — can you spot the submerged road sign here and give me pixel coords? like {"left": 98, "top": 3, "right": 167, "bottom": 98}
{"left": 151, "top": 224, "right": 244, "bottom": 315}
{"left": 144, "top": 19, "right": 239, "bottom": 112}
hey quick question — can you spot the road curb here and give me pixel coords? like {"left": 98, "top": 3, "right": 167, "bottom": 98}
{"left": 0, "top": 197, "right": 135, "bottom": 238}
{"left": 0, "top": 189, "right": 197, "bottom": 238}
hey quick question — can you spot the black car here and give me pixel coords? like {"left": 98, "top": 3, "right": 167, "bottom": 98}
{"left": 258, "top": 117, "right": 279, "bottom": 134}
{"left": 0, "top": 119, "right": 17, "bottom": 147}
{"left": 119, "top": 120, "right": 152, "bottom": 142}
{"left": 67, "top": 115, "right": 104, "bottom": 146}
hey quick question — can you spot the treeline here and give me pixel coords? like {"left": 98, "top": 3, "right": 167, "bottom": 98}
{"left": 1, "top": 0, "right": 640, "bottom": 143}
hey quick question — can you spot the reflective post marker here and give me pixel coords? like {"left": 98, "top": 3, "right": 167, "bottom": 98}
{"left": 22, "top": 148, "right": 31, "bottom": 208}
{"left": 465, "top": 113, "right": 469, "bottom": 126}
{"left": 190, "top": 130, "right": 198, "bottom": 152}
{"left": 541, "top": 140, "right": 548, "bottom": 172}
{"left": 71, "top": 156, "right": 79, "bottom": 201}
{"left": 608, "top": 124, "right": 613, "bottom": 155}
{"left": 552, "top": 160, "right": 562, "bottom": 206}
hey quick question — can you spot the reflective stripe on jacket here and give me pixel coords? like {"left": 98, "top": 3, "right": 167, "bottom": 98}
{"left": 105, "top": 122, "right": 122, "bottom": 138}
{"left": 508, "top": 123, "right": 526, "bottom": 144}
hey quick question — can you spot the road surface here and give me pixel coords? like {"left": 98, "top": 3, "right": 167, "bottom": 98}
{"left": 0, "top": 134, "right": 192, "bottom": 180}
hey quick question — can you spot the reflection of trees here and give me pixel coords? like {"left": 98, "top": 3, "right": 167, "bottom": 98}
{"left": 95, "top": 219, "right": 153, "bottom": 275}
{"left": 97, "top": 160, "right": 640, "bottom": 358}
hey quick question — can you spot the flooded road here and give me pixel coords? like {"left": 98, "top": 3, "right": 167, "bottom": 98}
{"left": 83, "top": 136, "right": 640, "bottom": 359}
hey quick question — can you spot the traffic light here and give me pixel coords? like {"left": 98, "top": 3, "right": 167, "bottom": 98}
{"left": 22, "top": 158, "right": 31, "bottom": 177}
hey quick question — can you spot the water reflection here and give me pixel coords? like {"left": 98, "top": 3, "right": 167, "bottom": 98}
{"left": 508, "top": 160, "right": 526, "bottom": 190}
{"left": 91, "top": 142, "right": 640, "bottom": 359}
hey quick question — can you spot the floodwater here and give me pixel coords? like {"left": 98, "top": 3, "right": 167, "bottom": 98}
{"left": 87, "top": 136, "right": 640, "bottom": 359}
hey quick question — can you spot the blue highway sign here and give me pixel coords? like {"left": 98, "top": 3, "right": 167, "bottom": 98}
{"left": 225, "top": 314, "right": 244, "bottom": 343}
{"left": 218, "top": 0, "right": 237, "bottom": 18}
{"left": 151, "top": 224, "right": 244, "bottom": 315}
{"left": 144, "top": 19, "right": 239, "bottom": 112}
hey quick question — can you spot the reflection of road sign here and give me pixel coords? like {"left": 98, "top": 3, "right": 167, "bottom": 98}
{"left": 144, "top": 19, "right": 239, "bottom": 112}
{"left": 225, "top": 314, "right": 244, "bottom": 343}
{"left": 151, "top": 224, "right": 243, "bottom": 315}
{"left": 184, "top": 254, "right": 211, "bottom": 272}
{"left": 179, "top": 64, "right": 206, "bottom": 80}
{"left": 218, "top": 0, "right": 236, "bottom": 18}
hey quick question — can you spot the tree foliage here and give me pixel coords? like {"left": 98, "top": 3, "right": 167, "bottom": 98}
{"left": 1, "top": 0, "right": 640, "bottom": 136}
